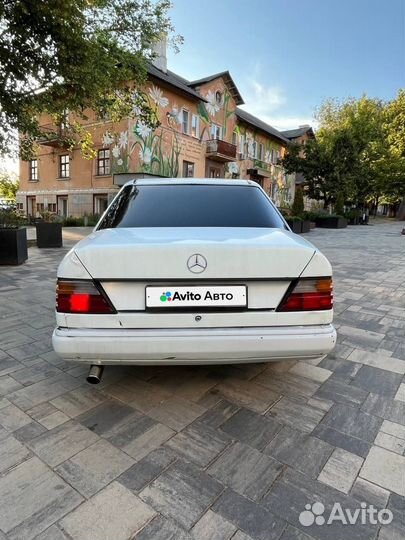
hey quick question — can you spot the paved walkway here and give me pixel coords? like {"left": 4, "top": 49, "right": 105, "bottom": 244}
{"left": 0, "top": 222, "right": 404, "bottom": 540}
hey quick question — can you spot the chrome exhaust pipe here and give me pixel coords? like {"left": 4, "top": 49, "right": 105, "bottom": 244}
{"left": 86, "top": 365, "right": 104, "bottom": 384}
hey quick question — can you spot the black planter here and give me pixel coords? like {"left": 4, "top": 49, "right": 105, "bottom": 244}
{"left": 301, "top": 220, "right": 311, "bottom": 233}
{"left": 36, "top": 222, "right": 62, "bottom": 248}
{"left": 0, "top": 227, "right": 28, "bottom": 265}
{"left": 286, "top": 219, "right": 302, "bottom": 233}
{"left": 315, "top": 217, "right": 348, "bottom": 229}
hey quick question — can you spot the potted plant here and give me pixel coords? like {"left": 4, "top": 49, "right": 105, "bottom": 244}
{"left": 291, "top": 187, "right": 310, "bottom": 233}
{"left": 286, "top": 216, "right": 303, "bottom": 233}
{"left": 36, "top": 211, "right": 63, "bottom": 248}
{"left": 0, "top": 209, "right": 28, "bottom": 265}
{"left": 315, "top": 214, "right": 348, "bottom": 228}
{"left": 345, "top": 208, "right": 361, "bottom": 225}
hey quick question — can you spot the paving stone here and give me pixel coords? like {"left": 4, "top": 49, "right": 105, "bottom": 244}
{"left": 135, "top": 515, "right": 192, "bottom": 540}
{"left": 198, "top": 399, "right": 240, "bottom": 428}
{"left": 38, "top": 409, "right": 70, "bottom": 429}
{"left": 11, "top": 362, "right": 62, "bottom": 386}
{"left": 347, "top": 349, "right": 405, "bottom": 374}
{"left": 147, "top": 396, "right": 206, "bottom": 431}
{"left": 394, "top": 382, "right": 405, "bottom": 402}
{"left": 280, "top": 526, "right": 316, "bottom": 540}
{"left": 27, "top": 419, "right": 99, "bottom": 467}
{"left": 60, "top": 482, "right": 156, "bottom": 540}
{"left": 264, "top": 426, "right": 334, "bottom": 478}
{"left": 351, "top": 365, "right": 403, "bottom": 397}
{"left": 191, "top": 509, "right": 237, "bottom": 540}
{"left": 118, "top": 447, "right": 177, "bottom": 492}
{"left": 216, "top": 378, "right": 281, "bottom": 413}
{"left": 7, "top": 373, "right": 81, "bottom": 410}
{"left": 140, "top": 459, "right": 223, "bottom": 530}
{"left": 361, "top": 393, "right": 405, "bottom": 425}
{"left": 77, "top": 399, "right": 138, "bottom": 435}
{"left": 321, "top": 403, "right": 382, "bottom": 443}
{"left": 253, "top": 371, "right": 320, "bottom": 400}
{"left": 380, "top": 419, "right": 405, "bottom": 440}
{"left": 288, "top": 362, "right": 332, "bottom": 383}
{"left": 0, "top": 435, "right": 31, "bottom": 473}
{"left": 314, "top": 377, "right": 368, "bottom": 406}
{"left": 34, "top": 524, "right": 70, "bottom": 540}
{"left": 51, "top": 385, "right": 107, "bottom": 417}
{"left": 220, "top": 407, "right": 282, "bottom": 450}
{"left": 0, "top": 402, "right": 32, "bottom": 431}
{"left": 26, "top": 401, "right": 59, "bottom": 421}
{"left": 263, "top": 468, "right": 378, "bottom": 540}
{"left": 106, "top": 411, "right": 175, "bottom": 461}
{"left": 0, "top": 456, "right": 82, "bottom": 540}
{"left": 350, "top": 477, "right": 390, "bottom": 508}
{"left": 0, "top": 356, "right": 23, "bottom": 376}
{"left": 208, "top": 441, "right": 283, "bottom": 501}
{"left": 212, "top": 488, "right": 285, "bottom": 540}
{"left": 0, "top": 374, "right": 23, "bottom": 396}
{"left": 166, "top": 420, "right": 231, "bottom": 467}
{"left": 360, "top": 446, "right": 405, "bottom": 496}
{"left": 13, "top": 420, "right": 47, "bottom": 442}
{"left": 56, "top": 439, "right": 134, "bottom": 498}
{"left": 267, "top": 397, "right": 326, "bottom": 433}
{"left": 374, "top": 431, "right": 405, "bottom": 454}
{"left": 318, "top": 447, "right": 364, "bottom": 493}
{"left": 231, "top": 532, "right": 255, "bottom": 540}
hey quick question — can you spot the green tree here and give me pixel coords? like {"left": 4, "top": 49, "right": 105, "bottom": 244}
{"left": 291, "top": 185, "right": 304, "bottom": 216}
{"left": 334, "top": 191, "right": 344, "bottom": 215}
{"left": 0, "top": 172, "right": 19, "bottom": 200}
{"left": 0, "top": 0, "right": 180, "bottom": 159}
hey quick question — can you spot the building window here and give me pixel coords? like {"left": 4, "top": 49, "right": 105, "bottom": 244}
{"left": 94, "top": 195, "right": 109, "bottom": 214}
{"left": 252, "top": 141, "right": 257, "bottom": 158}
{"left": 59, "top": 155, "right": 70, "bottom": 178}
{"left": 210, "top": 123, "right": 222, "bottom": 140}
{"left": 191, "top": 114, "right": 199, "bottom": 138}
{"left": 17, "top": 203, "right": 23, "bottom": 211}
{"left": 36, "top": 203, "right": 44, "bottom": 213}
{"left": 239, "top": 134, "right": 245, "bottom": 155}
{"left": 258, "top": 143, "right": 264, "bottom": 161}
{"left": 232, "top": 131, "right": 237, "bottom": 146}
{"left": 182, "top": 161, "right": 194, "bottom": 178}
{"left": 29, "top": 159, "right": 38, "bottom": 181}
{"left": 215, "top": 91, "right": 222, "bottom": 105}
{"left": 97, "top": 149, "right": 110, "bottom": 175}
{"left": 47, "top": 203, "right": 57, "bottom": 212}
{"left": 182, "top": 109, "right": 189, "bottom": 134}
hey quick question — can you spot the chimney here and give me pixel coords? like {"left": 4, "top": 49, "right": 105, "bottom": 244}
{"left": 151, "top": 35, "right": 167, "bottom": 73}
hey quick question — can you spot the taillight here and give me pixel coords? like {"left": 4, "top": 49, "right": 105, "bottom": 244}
{"left": 56, "top": 279, "right": 115, "bottom": 314}
{"left": 278, "top": 278, "right": 333, "bottom": 312}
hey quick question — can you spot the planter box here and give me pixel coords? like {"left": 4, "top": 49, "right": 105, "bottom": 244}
{"left": 286, "top": 219, "right": 302, "bottom": 234}
{"left": 301, "top": 220, "right": 311, "bottom": 233}
{"left": 309, "top": 221, "right": 316, "bottom": 229}
{"left": 315, "top": 217, "right": 348, "bottom": 229}
{"left": 0, "top": 228, "right": 28, "bottom": 265}
{"left": 36, "top": 222, "right": 62, "bottom": 248}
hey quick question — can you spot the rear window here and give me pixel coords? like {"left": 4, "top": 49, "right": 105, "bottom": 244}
{"left": 97, "top": 184, "right": 286, "bottom": 229}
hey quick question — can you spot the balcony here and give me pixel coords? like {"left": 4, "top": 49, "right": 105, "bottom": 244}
{"left": 37, "top": 124, "right": 72, "bottom": 148}
{"left": 206, "top": 139, "right": 237, "bottom": 162}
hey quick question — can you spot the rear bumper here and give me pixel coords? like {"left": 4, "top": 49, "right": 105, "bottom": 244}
{"left": 52, "top": 324, "right": 337, "bottom": 365}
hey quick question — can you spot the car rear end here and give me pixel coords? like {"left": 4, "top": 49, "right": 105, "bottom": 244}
{"left": 52, "top": 180, "right": 336, "bottom": 365}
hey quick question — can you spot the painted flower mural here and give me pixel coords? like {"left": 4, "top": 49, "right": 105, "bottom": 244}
{"left": 136, "top": 122, "right": 152, "bottom": 138}
{"left": 102, "top": 132, "right": 114, "bottom": 147}
{"left": 149, "top": 85, "right": 169, "bottom": 108}
{"left": 112, "top": 144, "right": 120, "bottom": 158}
{"left": 205, "top": 90, "right": 221, "bottom": 116}
{"left": 119, "top": 130, "right": 128, "bottom": 149}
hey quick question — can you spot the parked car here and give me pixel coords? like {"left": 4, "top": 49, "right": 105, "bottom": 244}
{"left": 52, "top": 179, "right": 336, "bottom": 383}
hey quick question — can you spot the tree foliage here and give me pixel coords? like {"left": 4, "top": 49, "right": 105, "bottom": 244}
{"left": 0, "top": 0, "right": 180, "bottom": 158}
{"left": 282, "top": 92, "right": 405, "bottom": 215}
{"left": 0, "top": 171, "right": 19, "bottom": 200}
{"left": 291, "top": 185, "right": 304, "bottom": 216}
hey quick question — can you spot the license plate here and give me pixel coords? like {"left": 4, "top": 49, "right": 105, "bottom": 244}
{"left": 146, "top": 285, "right": 247, "bottom": 308}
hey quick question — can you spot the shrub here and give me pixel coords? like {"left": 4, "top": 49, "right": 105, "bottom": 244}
{"left": 292, "top": 187, "right": 305, "bottom": 216}
{"left": 334, "top": 192, "right": 345, "bottom": 216}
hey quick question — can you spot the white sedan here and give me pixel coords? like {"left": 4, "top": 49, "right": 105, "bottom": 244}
{"left": 52, "top": 179, "right": 336, "bottom": 383}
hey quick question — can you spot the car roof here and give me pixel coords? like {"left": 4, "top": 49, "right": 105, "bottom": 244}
{"left": 124, "top": 178, "right": 257, "bottom": 187}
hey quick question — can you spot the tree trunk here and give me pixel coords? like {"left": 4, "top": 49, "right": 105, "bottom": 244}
{"left": 397, "top": 195, "right": 405, "bottom": 220}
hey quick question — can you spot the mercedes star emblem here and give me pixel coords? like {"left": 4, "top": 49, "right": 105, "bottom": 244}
{"left": 187, "top": 253, "right": 207, "bottom": 273}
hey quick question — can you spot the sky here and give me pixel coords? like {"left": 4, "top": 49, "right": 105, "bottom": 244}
{"left": 167, "top": 0, "right": 405, "bottom": 131}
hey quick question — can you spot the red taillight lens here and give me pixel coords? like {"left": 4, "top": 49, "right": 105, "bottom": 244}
{"left": 278, "top": 278, "right": 333, "bottom": 312}
{"left": 56, "top": 280, "right": 115, "bottom": 314}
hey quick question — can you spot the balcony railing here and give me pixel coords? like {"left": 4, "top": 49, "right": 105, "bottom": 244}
{"left": 37, "top": 124, "right": 72, "bottom": 148}
{"left": 206, "top": 139, "right": 237, "bottom": 161}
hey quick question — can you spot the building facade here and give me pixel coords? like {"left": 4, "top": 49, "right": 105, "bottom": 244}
{"left": 18, "top": 58, "right": 294, "bottom": 217}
